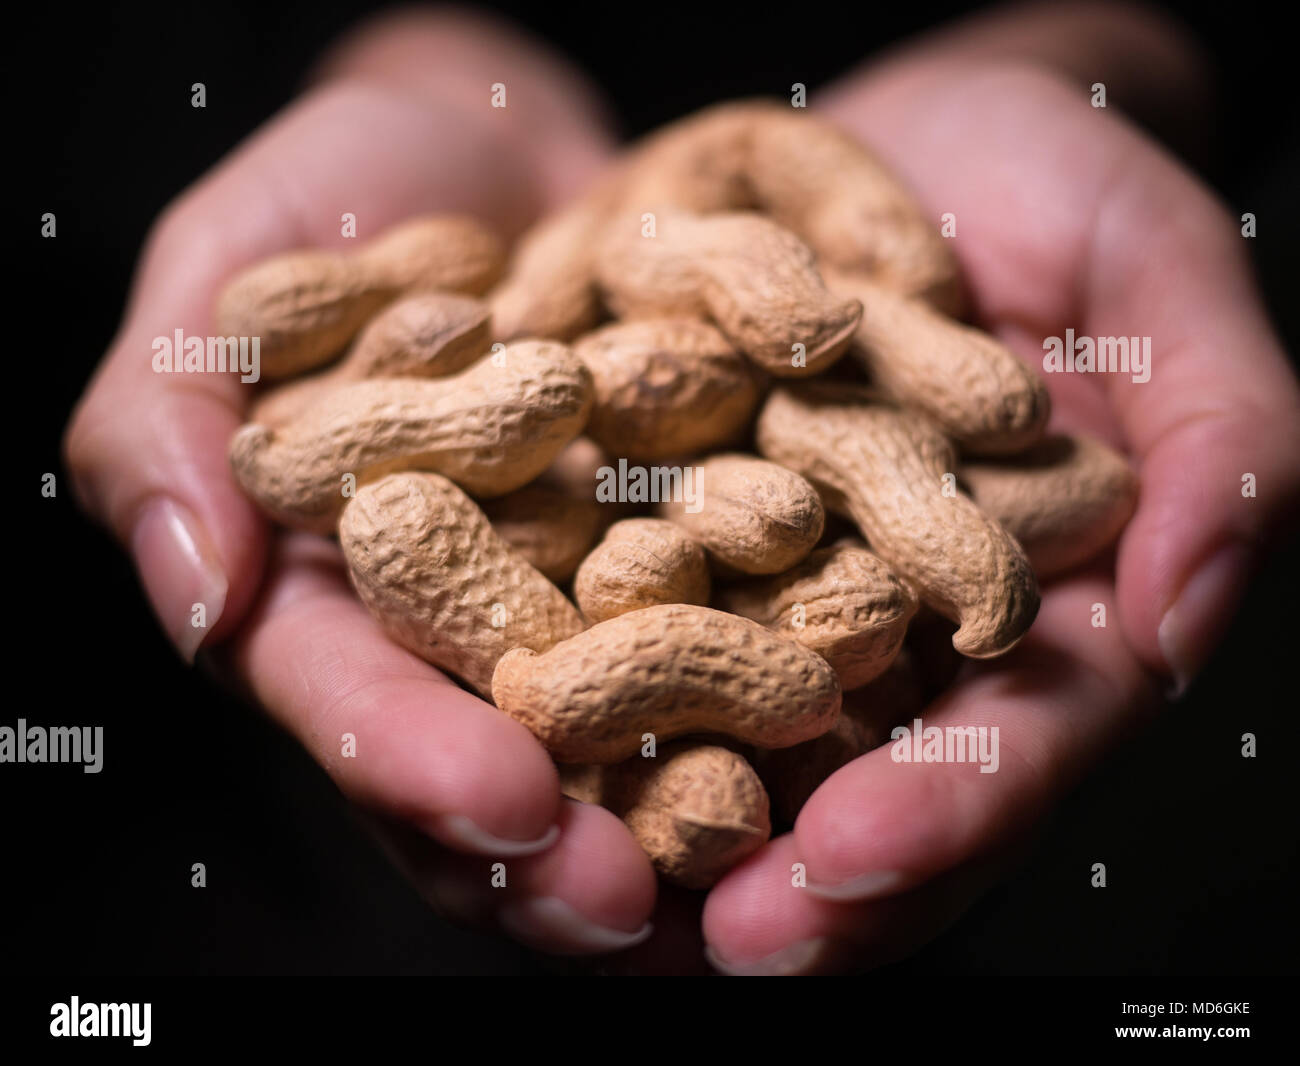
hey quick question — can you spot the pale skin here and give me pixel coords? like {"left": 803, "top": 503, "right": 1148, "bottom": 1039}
{"left": 64, "top": 4, "right": 1300, "bottom": 973}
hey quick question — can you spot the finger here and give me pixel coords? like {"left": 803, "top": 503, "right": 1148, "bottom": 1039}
{"left": 859, "top": 0, "right": 1212, "bottom": 154}
{"left": 792, "top": 575, "right": 1156, "bottom": 903}
{"left": 702, "top": 833, "right": 1025, "bottom": 975}
{"left": 223, "top": 532, "right": 561, "bottom": 855}
{"left": 63, "top": 10, "right": 614, "bottom": 660}
{"left": 369, "top": 799, "right": 655, "bottom": 957}
{"left": 310, "top": 7, "right": 616, "bottom": 210}
{"left": 818, "top": 61, "right": 1300, "bottom": 691}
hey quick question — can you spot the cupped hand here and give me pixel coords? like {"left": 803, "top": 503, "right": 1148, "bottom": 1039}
{"left": 696, "top": 3, "right": 1300, "bottom": 974}
{"left": 63, "top": 9, "right": 660, "bottom": 958}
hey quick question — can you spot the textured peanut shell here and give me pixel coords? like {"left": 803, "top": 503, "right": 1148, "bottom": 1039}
{"left": 717, "top": 539, "right": 918, "bottom": 689}
{"left": 339, "top": 472, "right": 585, "bottom": 696}
{"left": 757, "top": 384, "right": 1039, "bottom": 658}
{"left": 229, "top": 341, "right": 593, "bottom": 533}
{"left": 825, "top": 270, "right": 1049, "bottom": 455}
{"left": 574, "top": 518, "right": 711, "bottom": 622}
{"left": 491, "top": 604, "right": 842, "bottom": 763}
{"left": 743, "top": 109, "right": 962, "bottom": 311}
{"left": 658, "top": 453, "right": 824, "bottom": 575}
{"left": 560, "top": 741, "right": 770, "bottom": 889}
{"left": 612, "top": 101, "right": 962, "bottom": 312}
{"left": 215, "top": 214, "right": 504, "bottom": 380}
{"left": 573, "top": 318, "right": 760, "bottom": 461}
{"left": 756, "top": 662, "right": 925, "bottom": 824}
{"left": 481, "top": 485, "right": 607, "bottom": 584}
{"left": 249, "top": 293, "right": 490, "bottom": 426}
{"left": 963, "top": 434, "right": 1138, "bottom": 579}
{"left": 489, "top": 194, "right": 613, "bottom": 342}
{"left": 595, "top": 209, "right": 861, "bottom": 376}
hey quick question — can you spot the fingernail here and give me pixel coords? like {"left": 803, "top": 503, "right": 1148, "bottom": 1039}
{"left": 705, "top": 938, "right": 834, "bottom": 976}
{"left": 497, "top": 897, "right": 652, "bottom": 955}
{"left": 806, "top": 869, "right": 909, "bottom": 902}
{"left": 1157, "top": 541, "right": 1251, "bottom": 699}
{"left": 428, "top": 814, "right": 561, "bottom": 858}
{"left": 131, "top": 497, "right": 227, "bottom": 663}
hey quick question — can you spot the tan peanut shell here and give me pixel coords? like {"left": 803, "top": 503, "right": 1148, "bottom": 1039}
{"left": 612, "top": 101, "right": 962, "bottom": 312}
{"left": 249, "top": 293, "right": 490, "bottom": 426}
{"left": 756, "top": 384, "right": 1039, "bottom": 658}
{"left": 215, "top": 215, "right": 505, "bottom": 380}
{"left": 825, "top": 270, "right": 1049, "bottom": 455}
{"left": 560, "top": 741, "right": 770, "bottom": 889}
{"left": 574, "top": 518, "right": 711, "bottom": 622}
{"left": 481, "top": 485, "right": 607, "bottom": 584}
{"left": 717, "top": 538, "right": 918, "bottom": 689}
{"left": 488, "top": 195, "right": 613, "bottom": 342}
{"left": 658, "top": 453, "right": 825, "bottom": 575}
{"left": 756, "top": 661, "right": 926, "bottom": 824}
{"left": 573, "top": 318, "right": 760, "bottom": 461}
{"left": 595, "top": 208, "right": 861, "bottom": 376}
{"left": 339, "top": 472, "right": 585, "bottom": 696}
{"left": 230, "top": 340, "right": 593, "bottom": 533}
{"left": 491, "top": 604, "right": 842, "bottom": 763}
{"left": 963, "top": 434, "right": 1138, "bottom": 579}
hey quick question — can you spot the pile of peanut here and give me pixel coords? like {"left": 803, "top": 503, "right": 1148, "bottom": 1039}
{"left": 221, "top": 101, "right": 1138, "bottom": 889}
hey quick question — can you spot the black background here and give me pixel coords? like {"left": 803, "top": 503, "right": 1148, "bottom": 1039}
{"left": 11, "top": 0, "right": 1298, "bottom": 977}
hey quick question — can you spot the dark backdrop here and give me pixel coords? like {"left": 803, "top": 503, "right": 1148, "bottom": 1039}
{"left": 12, "top": 0, "right": 1298, "bottom": 976}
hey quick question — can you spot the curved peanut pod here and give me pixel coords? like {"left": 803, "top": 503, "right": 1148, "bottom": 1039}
{"left": 489, "top": 195, "right": 613, "bottom": 342}
{"left": 757, "top": 384, "right": 1039, "bottom": 658}
{"left": 560, "top": 741, "right": 770, "bottom": 889}
{"left": 595, "top": 209, "right": 861, "bottom": 376}
{"left": 613, "top": 101, "right": 962, "bottom": 312}
{"left": 481, "top": 485, "right": 607, "bottom": 584}
{"left": 215, "top": 215, "right": 505, "bottom": 380}
{"left": 743, "top": 107, "right": 962, "bottom": 311}
{"left": 230, "top": 340, "right": 593, "bottom": 533}
{"left": 963, "top": 434, "right": 1139, "bottom": 579}
{"left": 824, "top": 270, "right": 1049, "bottom": 455}
{"left": 574, "top": 518, "right": 711, "bottom": 622}
{"left": 755, "top": 661, "right": 925, "bottom": 824}
{"left": 613, "top": 105, "right": 754, "bottom": 215}
{"left": 340, "top": 472, "right": 585, "bottom": 697}
{"left": 492, "top": 604, "right": 842, "bottom": 763}
{"left": 250, "top": 293, "right": 491, "bottom": 426}
{"left": 717, "top": 538, "right": 918, "bottom": 689}
{"left": 658, "top": 453, "right": 824, "bottom": 575}
{"left": 574, "top": 318, "right": 760, "bottom": 461}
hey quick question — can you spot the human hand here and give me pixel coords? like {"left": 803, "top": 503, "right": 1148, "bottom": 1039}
{"left": 693, "top": 2, "right": 1300, "bottom": 974}
{"left": 63, "top": 9, "right": 668, "bottom": 957}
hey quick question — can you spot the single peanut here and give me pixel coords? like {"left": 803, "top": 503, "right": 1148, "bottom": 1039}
{"left": 481, "top": 485, "right": 607, "bottom": 584}
{"left": 560, "top": 740, "right": 770, "bottom": 889}
{"left": 595, "top": 208, "right": 862, "bottom": 376}
{"left": 339, "top": 472, "right": 585, "bottom": 697}
{"left": 757, "top": 384, "right": 1039, "bottom": 658}
{"left": 716, "top": 538, "right": 918, "bottom": 689}
{"left": 491, "top": 603, "right": 842, "bottom": 763}
{"left": 824, "top": 270, "right": 1049, "bottom": 455}
{"left": 249, "top": 293, "right": 491, "bottom": 426}
{"left": 658, "top": 453, "right": 825, "bottom": 575}
{"left": 229, "top": 340, "right": 593, "bottom": 533}
{"left": 215, "top": 215, "right": 505, "bottom": 380}
{"left": 573, "top": 318, "right": 760, "bottom": 461}
{"left": 963, "top": 434, "right": 1138, "bottom": 578}
{"left": 574, "top": 518, "right": 711, "bottom": 622}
